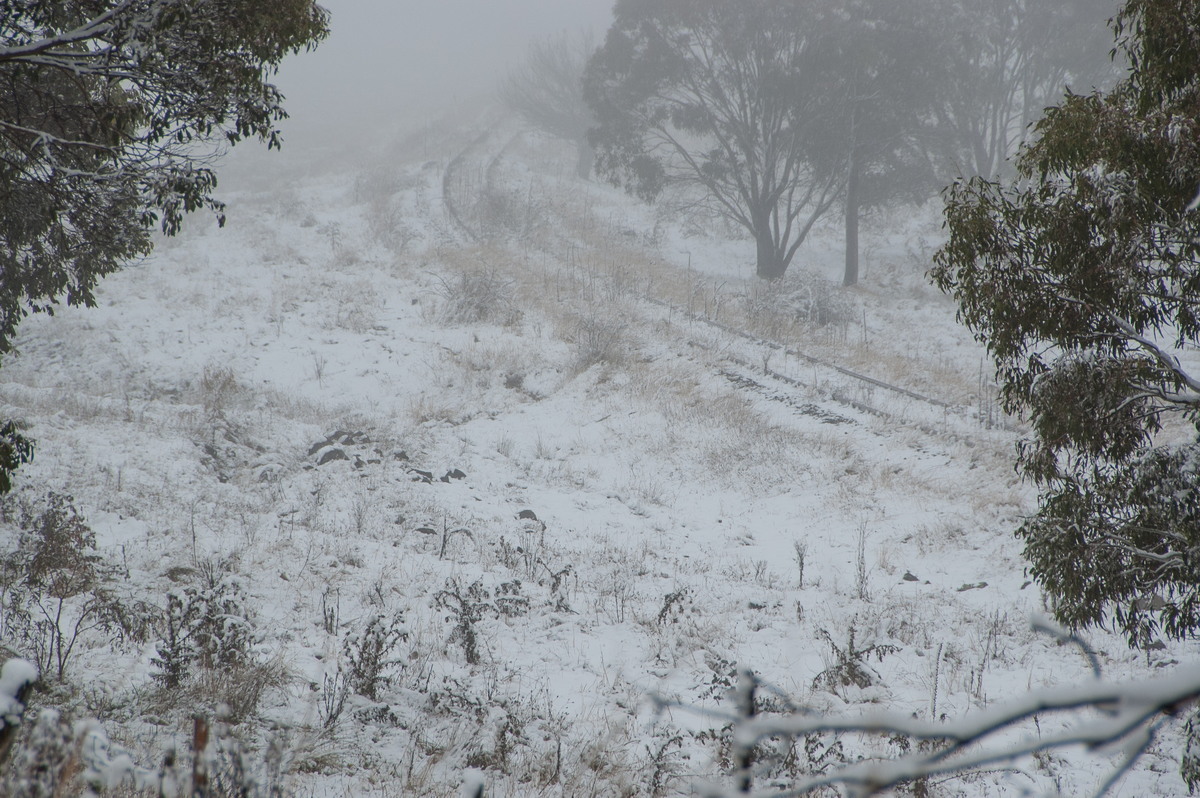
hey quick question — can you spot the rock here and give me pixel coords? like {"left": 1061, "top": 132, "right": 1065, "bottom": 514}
{"left": 165, "top": 566, "right": 197, "bottom": 582}
{"left": 318, "top": 448, "right": 348, "bottom": 465}
{"left": 902, "top": 571, "right": 919, "bottom": 582}
{"left": 410, "top": 469, "right": 433, "bottom": 483}
{"left": 255, "top": 463, "right": 283, "bottom": 483}
{"left": 518, "top": 509, "right": 539, "bottom": 522}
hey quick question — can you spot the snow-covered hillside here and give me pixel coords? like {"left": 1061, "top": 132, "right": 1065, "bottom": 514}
{"left": 0, "top": 112, "right": 1189, "bottom": 796}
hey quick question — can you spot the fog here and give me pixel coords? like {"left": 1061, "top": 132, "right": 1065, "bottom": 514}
{"left": 245, "top": 0, "right": 613, "bottom": 167}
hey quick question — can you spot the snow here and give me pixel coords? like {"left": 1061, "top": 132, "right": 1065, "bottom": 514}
{"left": 0, "top": 113, "right": 1190, "bottom": 796}
{"left": 0, "top": 658, "right": 36, "bottom": 725}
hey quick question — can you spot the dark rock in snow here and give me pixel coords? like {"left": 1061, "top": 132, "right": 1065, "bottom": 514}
{"left": 318, "top": 448, "right": 349, "bottom": 465}
{"left": 165, "top": 566, "right": 198, "bottom": 582}
{"left": 518, "top": 509, "right": 539, "bottom": 522}
{"left": 902, "top": 571, "right": 919, "bottom": 582}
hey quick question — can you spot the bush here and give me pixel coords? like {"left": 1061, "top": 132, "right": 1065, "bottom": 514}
{"left": 435, "top": 267, "right": 522, "bottom": 326}
{"left": 152, "top": 559, "right": 257, "bottom": 690}
{"left": 0, "top": 493, "right": 153, "bottom": 681}
{"left": 342, "top": 612, "right": 407, "bottom": 701}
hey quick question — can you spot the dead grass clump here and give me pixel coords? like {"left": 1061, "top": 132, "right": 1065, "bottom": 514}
{"left": 435, "top": 267, "right": 521, "bottom": 327}
{"left": 198, "top": 363, "right": 244, "bottom": 420}
{"left": 187, "top": 658, "right": 291, "bottom": 724}
{"left": 566, "top": 313, "right": 628, "bottom": 373}
{"left": 740, "top": 273, "right": 858, "bottom": 344}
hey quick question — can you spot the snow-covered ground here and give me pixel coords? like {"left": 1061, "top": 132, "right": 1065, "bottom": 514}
{"left": 0, "top": 112, "right": 1190, "bottom": 796}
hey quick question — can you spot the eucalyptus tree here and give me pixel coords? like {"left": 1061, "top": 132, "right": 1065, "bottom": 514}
{"left": 811, "top": 0, "right": 940, "bottom": 285}
{"left": 932, "top": 0, "right": 1200, "bottom": 645}
{"left": 923, "top": 0, "right": 1120, "bottom": 182}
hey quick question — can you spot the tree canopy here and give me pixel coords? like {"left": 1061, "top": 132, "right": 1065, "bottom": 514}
{"left": 0, "top": 0, "right": 330, "bottom": 492}
{"left": 932, "top": 0, "right": 1200, "bottom": 645}
{"left": 501, "top": 31, "right": 597, "bottom": 180}
{"left": 921, "top": 0, "right": 1119, "bottom": 183}
{"left": 0, "top": 0, "right": 329, "bottom": 358}
{"left": 585, "top": 0, "right": 848, "bottom": 280}
{"left": 808, "top": 0, "right": 941, "bottom": 285}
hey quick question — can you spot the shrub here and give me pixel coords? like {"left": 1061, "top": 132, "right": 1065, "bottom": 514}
{"left": 435, "top": 267, "right": 521, "bottom": 326}
{"left": 0, "top": 493, "right": 153, "bottom": 681}
{"left": 342, "top": 612, "right": 407, "bottom": 701}
{"left": 152, "top": 559, "right": 256, "bottom": 690}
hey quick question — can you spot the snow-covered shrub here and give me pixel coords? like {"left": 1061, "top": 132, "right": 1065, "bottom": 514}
{"left": 741, "top": 275, "right": 858, "bottom": 343}
{"left": 197, "top": 364, "right": 243, "bottom": 422}
{"left": 568, "top": 313, "right": 627, "bottom": 372}
{"left": 811, "top": 623, "right": 900, "bottom": 698}
{"left": 152, "top": 560, "right": 256, "bottom": 690}
{"left": 0, "top": 656, "right": 36, "bottom": 767}
{"left": 0, "top": 708, "right": 291, "bottom": 797}
{"left": 435, "top": 266, "right": 521, "bottom": 327}
{"left": 0, "top": 707, "right": 76, "bottom": 797}
{"left": 689, "top": 664, "right": 847, "bottom": 793}
{"left": 150, "top": 559, "right": 281, "bottom": 723}
{"left": 342, "top": 612, "right": 407, "bottom": 701}
{"left": 434, "top": 578, "right": 527, "bottom": 666}
{"left": 0, "top": 494, "right": 153, "bottom": 681}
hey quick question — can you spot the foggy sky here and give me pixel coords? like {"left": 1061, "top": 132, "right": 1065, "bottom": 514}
{"left": 267, "top": 0, "right": 615, "bottom": 155}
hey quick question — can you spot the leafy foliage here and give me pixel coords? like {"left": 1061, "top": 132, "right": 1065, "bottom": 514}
{"left": 0, "top": 0, "right": 329, "bottom": 356}
{"left": 931, "top": 0, "right": 1200, "bottom": 644}
{"left": 0, "top": 422, "right": 32, "bottom": 497}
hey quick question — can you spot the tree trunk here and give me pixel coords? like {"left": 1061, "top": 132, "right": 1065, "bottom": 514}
{"left": 843, "top": 148, "right": 861, "bottom": 287}
{"left": 755, "top": 226, "right": 786, "bottom": 280}
{"left": 575, "top": 138, "right": 594, "bottom": 180}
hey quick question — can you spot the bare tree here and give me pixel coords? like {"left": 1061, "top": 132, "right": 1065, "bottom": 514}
{"left": 501, "top": 31, "right": 597, "bottom": 180}
{"left": 923, "top": 0, "right": 1119, "bottom": 181}
{"left": 585, "top": 0, "right": 846, "bottom": 281}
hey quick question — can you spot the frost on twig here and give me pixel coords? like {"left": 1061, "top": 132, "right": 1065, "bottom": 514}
{"left": 667, "top": 620, "right": 1200, "bottom": 797}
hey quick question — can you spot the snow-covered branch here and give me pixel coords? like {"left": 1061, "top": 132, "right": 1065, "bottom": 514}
{"left": 669, "top": 621, "right": 1200, "bottom": 797}
{"left": 1106, "top": 314, "right": 1200, "bottom": 407}
{"left": 720, "top": 670, "right": 1197, "bottom": 797}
